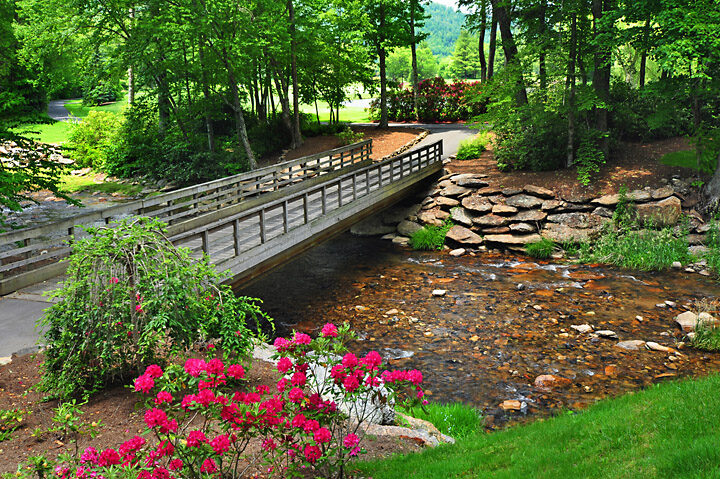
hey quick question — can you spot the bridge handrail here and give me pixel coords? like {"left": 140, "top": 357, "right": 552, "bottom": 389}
{"left": 0, "top": 139, "right": 371, "bottom": 276}
{"left": 169, "top": 140, "right": 444, "bottom": 256}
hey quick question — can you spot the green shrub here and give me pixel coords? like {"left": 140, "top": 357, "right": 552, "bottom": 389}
{"left": 409, "top": 220, "right": 453, "bottom": 250}
{"left": 39, "top": 217, "right": 271, "bottom": 399}
{"left": 579, "top": 225, "right": 691, "bottom": 271}
{"left": 66, "top": 111, "right": 122, "bottom": 169}
{"left": 401, "top": 402, "right": 482, "bottom": 440}
{"left": 689, "top": 323, "right": 720, "bottom": 351}
{"left": 336, "top": 126, "right": 365, "bottom": 146}
{"left": 526, "top": 238, "right": 555, "bottom": 259}
{"left": 456, "top": 132, "right": 490, "bottom": 160}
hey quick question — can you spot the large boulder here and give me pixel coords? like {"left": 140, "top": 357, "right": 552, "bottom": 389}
{"left": 523, "top": 185, "right": 556, "bottom": 199}
{"left": 505, "top": 194, "right": 544, "bottom": 209}
{"left": 484, "top": 233, "right": 542, "bottom": 245}
{"left": 397, "top": 220, "right": 423, "bottom": 237}
{"left": 541, "top": 223, "right": 599, "bottom": 242}
{"left": 450, "top": 207, "right": 474, "bottom": 227}
{"left": 461, "top": 195, "right": 493, "bottom": 213}
{"left": 635, "top": 196, "right": 682, "bottom": 227}
{"left": 446, "top": 225, "right": 483, "bottom": 245}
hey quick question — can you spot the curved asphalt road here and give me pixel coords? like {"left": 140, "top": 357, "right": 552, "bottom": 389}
{"left": 47, "top": 99, "right": 77, "bottom": 122}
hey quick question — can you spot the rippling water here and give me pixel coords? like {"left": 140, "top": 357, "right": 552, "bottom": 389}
{"left": 237, "top": 233, "right": 720, "bottom": 426}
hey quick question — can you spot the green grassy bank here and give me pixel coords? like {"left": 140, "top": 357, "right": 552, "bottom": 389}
{"left": 358, "top": 374, "right": 720, "bottom": 478}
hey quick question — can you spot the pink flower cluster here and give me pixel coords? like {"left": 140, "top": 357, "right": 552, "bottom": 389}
{"left": 52, "top": 323, "right": 425, "bottom": 479}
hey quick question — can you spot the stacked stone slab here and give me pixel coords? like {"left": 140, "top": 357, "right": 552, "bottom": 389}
{"left": 408, "top": 172, "right": 696, "bottom": 249}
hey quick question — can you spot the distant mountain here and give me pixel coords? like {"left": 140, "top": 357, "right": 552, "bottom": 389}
{"left": 421, "top": 1, "right": 466, "bottom": 58}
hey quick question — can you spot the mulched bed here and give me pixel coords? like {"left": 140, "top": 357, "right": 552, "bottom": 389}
{"left": 449, "top": 137, "right": 702, "bottom": 199}
{"left": 262, "top": 127, "right": 423, "bottom": 165}
{"left": 0, "top": 353, "right": 422, "bottom": 474}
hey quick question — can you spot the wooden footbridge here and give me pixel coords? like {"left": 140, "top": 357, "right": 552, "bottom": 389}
{"left": 0, "top": 139, "right": 443, "bottom": 295}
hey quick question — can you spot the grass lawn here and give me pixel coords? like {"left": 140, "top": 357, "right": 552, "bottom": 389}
{"left": 300, "top": 101, "right": 372, "bottom": 123}
{"left": 660, "top": 149, "right": 698, "bottom": 170}
{"left": 358, "top": 373, "right": 720, "bottom": 478}
{"left": 12, "top": 96, "right": 127, "bottom": 145}
{"left": 59, "top": 172, "right": 142, "bottom": 196}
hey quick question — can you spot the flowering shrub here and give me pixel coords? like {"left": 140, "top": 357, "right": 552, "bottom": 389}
{"left": 39, "top": 217, "right": 271, "bottom": 400}
{"left": 369, "top": 77, "right": 486, "bottom": 123}
{"left": 49, "top": 323, "right": 425, "bottom": 479}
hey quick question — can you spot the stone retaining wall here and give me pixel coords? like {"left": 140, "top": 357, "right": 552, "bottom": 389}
{"left": 370, "top": 171, "right": 709, "bottom": 252}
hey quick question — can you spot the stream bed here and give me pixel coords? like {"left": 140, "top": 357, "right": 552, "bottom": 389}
{"left": 237, "top": 233, "right": 720, "bottom": 428}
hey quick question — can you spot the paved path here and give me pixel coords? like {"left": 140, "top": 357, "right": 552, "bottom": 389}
{"left": 0, "top": 125, "right": 471, "bottom": 358}
{"left": 47, "top": 99, "right": 77, "bottom": 122}
{"left": 352, "top": 123, "right": 476, "bottom": 160}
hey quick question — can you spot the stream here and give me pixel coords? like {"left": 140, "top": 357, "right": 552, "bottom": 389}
{"left": 236, "top": 233, "right": 720, "bottom": 428}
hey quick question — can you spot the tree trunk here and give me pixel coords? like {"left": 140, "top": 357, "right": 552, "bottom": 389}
{"left": 479, "top": 0, "right": 487, "bottom": 82}
{"left": 225, "top": 64, "right": 256, "bottom": 169}
{"left": 639, "top": 17, "right": 650, "bottom": 88}
{"left": 198, "top": 40, "right": 216, "bottom": 153}
{"left": 410, "top": 2, "right": 420, "bottom": 121}
{"left": 567, "top": 12, "right": 578, "bottom": 168}
{"left": 271, "top": 66, "right": 294, "bottom": 139}
{"left": 379, "top": 46, "right": 389, "bottom": 128}
{"left": 157, "top": 71, "right": 170, "bottom": 138}
{"left": 128, "top": 8, "right": 135, "bottom": 105}
{"left": 592, "top": 0, "right": 611, "bottom": 159}
{"left": 288, "top": 0, "right": 303, "bottom": 148}
{"left": 488, "top": 7, "right": 497, "bottom": 79}
{"left": 538, "top": 0, "right": 547, "bottom": 94}
{"left": 493, "top": 0, "right": 528, "bottom": 105}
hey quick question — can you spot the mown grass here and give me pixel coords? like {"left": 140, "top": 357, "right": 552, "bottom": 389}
{"left": 660, "top": 149, "right": 697, "bottom": 169}
{"left": 401, "top": 402, "right": 483, "bottom": 440}
{"left": 59, "top": 172, "right": 142, "bottom": 196}
{"left": 357, "top": 374, "right": 720, "bottom": 479}
{"left": 300, "top": 101, "right": 371, "bottom": 123}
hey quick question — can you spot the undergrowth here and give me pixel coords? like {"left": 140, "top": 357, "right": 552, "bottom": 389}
{"left": 456, "top": 132, "right": 490, "bottom": 161}
{"left": 526, "top": 238, "right": 555, "bottom": 259}
{"left": 409, "top": 220, "right": 453, "bottom": 251}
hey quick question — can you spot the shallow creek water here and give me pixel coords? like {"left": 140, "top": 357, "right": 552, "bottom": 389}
{"left": 237, "top": 233, "right": 720, "bottom": 428}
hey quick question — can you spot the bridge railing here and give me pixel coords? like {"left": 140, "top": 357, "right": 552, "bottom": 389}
{"left": 0, "top": 140, "right": 371, "bottom": 292}
{"left": 168, "top": 140, "right": 443, "bottom": 265}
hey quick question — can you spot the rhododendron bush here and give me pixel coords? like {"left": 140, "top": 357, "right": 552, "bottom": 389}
{"left": 369, "top": 77, "right": 486, "bottom": 123}
{"left": 39, "top": 217, "right": 271, "bottom": 400}
{"left": 50, "top": 323, "right": 426, "bottom": 479}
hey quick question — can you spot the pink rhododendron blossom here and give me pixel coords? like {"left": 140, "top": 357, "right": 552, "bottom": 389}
{"left": 330, "top": 364, "right": 346, "bottom": 381}
{"left": 304, "top": 444, "right": 322, "bottom": 463}
{"left": 362, "top": 351, "right": 382, "bottom": 369}
{"left": 154, "top": 391, "right": 173, "bottom": 405}
{"left": 144, "top": 408, "right": 168, "bottom": 429}
{"left": 184, "top": 358, "right": 206, "bottom": 377}
{"left": 302, "top": 419, "right": 320, "bottom": 433}
{"left": 80, "top": 447, "right": 99, "bottom": 464}
{"left": 156, "top": 440, "right": 174, "bottom": 457}
{"left": 110, "top": 277, "right": 119, "bottom": 284}
{"left": 349, "top": 446, "right": 361, "bottom": 457}
{"left": 293, "top": 332, "right": 312, "bottom": 345}
{"left": 168, "top": 459, "right": 183, "bottom": 471}
{"left": 98, "top": 448, "right": 121, "bottom": 466}
{"left": 227, "top": 364, "right": 245, "bottom": 379}
{"left": 344, "top": 433, "right": 359, "bottom": 448}
{"left": 342, "top": 353, "right": 359, "bottom": 369}
{"left": 206, "top": 358, "right": 224, "bottom": 375}
{"left": 119, "top": 436, "right": 145, "bottom": 457}
{"left": 288, "top": 387, "right": 304, "bottom": 403}
{"left": 277, "top": 357, "right": 293, "bottom": 373}
{"left": 321, "top": 323, "right": 338, "bottom": 337}
{"left": 135, "top": 304, "right": 144, "bottom": 313}
{"left": 273, "top": 337, "right": 292, "bottom": 352}
{"left": 290, "top": 371, "right": 306, "bottom": 387}
{"left": 342, "top": 374, "right": 359, "bottom": 392}
{"left": 211, "top": 434, "right": 231, "bottom": 455}
{"left": 144, "top": 364, "right": 163, "bottom": 378}
{"left": 187, "top": 430, "right": 208, "bottom": 447}
{"left": 276, "top": 377, "right": 289, "bottom": 393}
{"left": 134, "top": 374, "right": 154, "bottom": 393}
{"left": 200, "top": 459, "right": 217, "bottom": 474}
{"left": 408, "top": 369, "right": 423, "bottom": 385}
{"left": 314, "top": 427, "right": 332, "bottom": 443}
{"left": 262, "top": 438, "right": 277, "bottom": 451}
{"left": 292, "top": 413, "right": 307, "bottom": 428}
